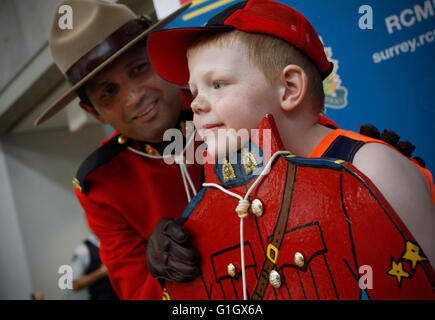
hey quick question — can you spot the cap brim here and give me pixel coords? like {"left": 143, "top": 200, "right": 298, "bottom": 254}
{"left": 147, "top": 25, "right": 232, "bottom": 86}
{"left": 34, "top": 2, "right": 192, "bottom": 126}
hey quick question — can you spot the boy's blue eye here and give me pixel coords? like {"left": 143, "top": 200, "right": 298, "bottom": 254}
{"left": 213, "top": 81, "right": 224, "bottom": 89}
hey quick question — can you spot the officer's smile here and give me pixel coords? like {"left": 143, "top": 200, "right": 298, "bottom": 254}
{"left": 132, "top": 98, "right": 159, "bottom": 123}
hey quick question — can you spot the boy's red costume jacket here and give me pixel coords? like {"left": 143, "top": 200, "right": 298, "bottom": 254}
{"left": 163, "top": 115, "right": 435, "bottom": 300}
{"left": 73, "top": 110, "right": 203, "bottom": 300}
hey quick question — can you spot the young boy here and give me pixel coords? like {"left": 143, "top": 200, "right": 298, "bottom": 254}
{"left": 147, "top": 0, "right": 435, "bottom": 299}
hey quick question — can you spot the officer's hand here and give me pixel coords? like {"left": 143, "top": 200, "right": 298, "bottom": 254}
{"left": 147, "top": 218, "right": 200, "bottom": 283}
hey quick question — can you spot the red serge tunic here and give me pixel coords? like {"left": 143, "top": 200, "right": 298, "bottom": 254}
{"left": 162, "top": 115, "right": 435, "bottom": 300}
{"left": 73, "top": 114, "right": 204, "bottom": 300}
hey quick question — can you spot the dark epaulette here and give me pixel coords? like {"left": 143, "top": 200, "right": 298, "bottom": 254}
{"left": 284, "top": 154, "right": 345, "bottom": 170}
{"left": 72, "top": 134, "right": 129, "bottom": 195}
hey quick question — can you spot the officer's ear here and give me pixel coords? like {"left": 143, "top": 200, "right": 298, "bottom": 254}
{"left": 279, "top": 64, "right": 308, "bottom": 112}
{"left": 79, "top": 102, "right": 107, "bottom": 124}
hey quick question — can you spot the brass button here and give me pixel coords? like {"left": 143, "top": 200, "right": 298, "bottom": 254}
{"left": 118, "top": 135, "right": 128, "bottom": 145}
{"left": 269, "top": 270, "right": 281, "bottom": 289}
{"left": 227, "top": 263, "right": 237, "bottom": 278}
{"left": 294, "top": 252, "right": 305, "bottom": 268}
{"left": 162, "top": 288, "right": 171, "bottom": 300}
{"left": 145, "top": 144, "right": 160, "bottom": 156}
{"left": 72, "top": 177, "right": 82, "bottom": 193}
{"left": 251, "top": 199, "right": 263, "bottom": 217}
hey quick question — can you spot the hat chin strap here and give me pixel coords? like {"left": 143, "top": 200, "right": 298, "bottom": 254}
{"left": 203, "top": 150, "right": 291, "bottom": 300}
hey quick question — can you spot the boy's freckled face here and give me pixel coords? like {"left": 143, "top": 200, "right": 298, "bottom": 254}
{"left": 188, "top": 43, "right": 281, "bottom": 158}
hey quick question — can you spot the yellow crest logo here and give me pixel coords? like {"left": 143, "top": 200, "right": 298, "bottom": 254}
{"left": 322, "top": 44, "right": 348, "bottom": 110}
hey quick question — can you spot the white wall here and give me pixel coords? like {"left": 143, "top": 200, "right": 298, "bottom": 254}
{"left": 0, "top": 142, "right": 33, "bottom": 300}
{"left": 1, "top": 124, "right": 107, "bottom": 299}
{"left": 0, "top": 0, "right": 60, "bottom": 91}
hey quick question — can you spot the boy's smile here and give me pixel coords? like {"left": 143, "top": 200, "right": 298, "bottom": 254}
{"left": 188, "top": 43, "right": 281, "bottom": 158}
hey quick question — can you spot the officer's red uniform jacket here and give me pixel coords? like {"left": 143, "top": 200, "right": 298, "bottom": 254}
{"left": 163, "top": 115, "right": 435, "bottom": 300}
{"left": 73, "top": 110, "right": 203, "bottom": 300}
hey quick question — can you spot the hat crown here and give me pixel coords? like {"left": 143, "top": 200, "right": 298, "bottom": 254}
{"left": 225, "top": 0, "right": 332, "bottom": 77}
{"left": 50, "top": 0, "right": 137, "bottom": 73}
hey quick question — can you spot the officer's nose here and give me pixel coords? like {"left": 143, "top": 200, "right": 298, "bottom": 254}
{"left": 122, "top": 82, "right": 149, "bottom": 108}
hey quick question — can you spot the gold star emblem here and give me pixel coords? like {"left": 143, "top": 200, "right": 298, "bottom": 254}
{"left": 222, "top": 159, "right": 236, "bottom": 182}
{"left": 387, "top": 258, "right": 410, "bottom": 287}
{"left": 402, "top": 241, "right": 427, "bottom": 271}
{"left": 242, "top": 148, "right": 258, "bottom": 175}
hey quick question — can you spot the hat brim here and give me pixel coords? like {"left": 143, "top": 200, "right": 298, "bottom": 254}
{"left": 147, "top": 25, "right": 232, "bottom": 87}
{"left": 34, "top": 3, "right": 192, "bottom": 126}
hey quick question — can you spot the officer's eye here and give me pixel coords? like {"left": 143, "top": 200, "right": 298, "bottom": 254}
{"left": 132, "top": 62, "right": 149, "bottom": 75}
{"left": 101, "top": 83, "right": 118, "bottom": 99}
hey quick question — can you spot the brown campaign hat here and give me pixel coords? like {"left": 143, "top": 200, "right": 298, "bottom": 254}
{"left": 35, "top": 0, "right": 190, "bottom": 126}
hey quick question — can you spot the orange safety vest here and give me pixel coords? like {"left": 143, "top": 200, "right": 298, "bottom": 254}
{"left": 309, "top": 129, "right": 435, "bottom": 205}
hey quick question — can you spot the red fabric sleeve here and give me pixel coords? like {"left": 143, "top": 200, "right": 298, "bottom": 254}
{"left": 75, "top": 189, "right": 162, "bottom": 300}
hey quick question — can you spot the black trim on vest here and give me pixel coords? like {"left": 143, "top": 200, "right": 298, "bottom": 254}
{"left": 321, "top": 135, "right": 365, "bottom": 163}
{"left": 75, "top": 134, "right": 128, "bottom": 195}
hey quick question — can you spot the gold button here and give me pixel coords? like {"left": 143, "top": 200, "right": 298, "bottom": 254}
{"left": 294, "top": 252, "right": 305, "bottom": 268}
{"left": 269, "top": 270, "right": 281, "bottom": 289}
{"left": 162, "top": 288, "right": 171, "bottom": 300}
{"left": 118, "top": 135, "right": 128, "bottom": 145}
{"left": 72, "top": 177, "right": 82, "bottom": 193}
{"left": 227, "top": 263, "right": 237, "bottom": 278}
{"left": 251, "top": 199, "right": 263, "bottom": 217}
{"left": 145, "top": 144, "right": 160, "bottom": 156}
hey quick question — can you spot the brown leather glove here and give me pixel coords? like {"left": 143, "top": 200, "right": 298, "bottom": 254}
{"left": 147, "top": 218, "right": 200, "bottom": 283}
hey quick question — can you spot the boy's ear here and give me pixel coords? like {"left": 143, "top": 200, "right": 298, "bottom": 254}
{"left": 279, "top": 65, "right": 308, "bottom": 112}
{"left": 79, "top": 102, "right": 107, "bottom": 124}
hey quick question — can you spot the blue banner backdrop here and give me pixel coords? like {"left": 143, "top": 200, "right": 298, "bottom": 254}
{"left": 164, "top": 0, "right": 435, "bottom": 173}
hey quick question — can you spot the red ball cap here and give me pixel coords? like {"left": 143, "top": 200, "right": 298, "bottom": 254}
{"left": 148, "top": 0, "right": 333, "bottom": 85}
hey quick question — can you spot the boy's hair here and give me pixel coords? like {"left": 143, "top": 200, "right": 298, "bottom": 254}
{"left": 187, "top": 30, "right": 325, "bottom": 112}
